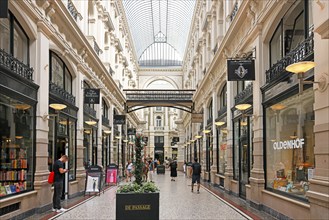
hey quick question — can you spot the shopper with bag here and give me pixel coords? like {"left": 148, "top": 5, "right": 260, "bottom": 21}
{"left": 52, "top": 155, "right": 69, "bottom": 213}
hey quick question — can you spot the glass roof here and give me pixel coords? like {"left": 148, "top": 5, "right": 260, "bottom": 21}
{"left": 122, "top": 0, "right": 196, "bottom": 67}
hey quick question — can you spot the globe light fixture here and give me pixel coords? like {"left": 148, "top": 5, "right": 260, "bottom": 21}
{"left": 85, "top": 120, "right": 97, "bottom": 125}
{"left": 49, "top": 103, "right": 67, "bottom": 111}
{"left": 235, "top": 103, "right": 251, "bottom": 111}
{"left": 214, "top": 121, "right": 225, "bottom": 126}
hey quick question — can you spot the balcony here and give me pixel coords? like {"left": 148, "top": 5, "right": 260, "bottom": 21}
{"left": 217, "top": 106, "right": 227, "bottom": 117}
{"left": 265, "top": 31, "right": 314, "bottom": 85}
{"left": 94, "top": 41, "right": 102, "bottom": 56}
{"left": 67, "top": 0, "right": 79, "bottom": 21}
{"left": 84, "top": 104, "right": 97, "bottom": 118}
{"left": 154, "top": 126, "right": 164, "bottom": 131}
{"left": 207, "top": 117, "right": 213, "bottom": 126}
{"left": 229, "top": 2, "right": 239, "bottom": 22}
{"left": 102, "top": 115, "right": 110, "bottom": 126}
{"left": 234, "top": 83, "right": 253, "bottom": 105}
{"left": 49, "top": 81, "right": 75, "bottom": 105}
{"left": 0, "top": 49, "right": 33, "bottom": 81}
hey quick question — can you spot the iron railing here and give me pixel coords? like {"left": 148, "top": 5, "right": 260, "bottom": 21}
{"left": 125, "top": 90, "right": 194, "bottom": 101}
{"left": 49, "top": 81, "right": 75, "bottom": 105}
{"left": 154, "top": 126, "right": 164, "bottom": 131}
{"left": 84, "top": 104, "right": 97, "bottom": 118}
{"left": 230, "top": 2, "right": 239, "bottom": 22}
{"left": 217, "top": 106, "right": 227, "bottom": 117}
{"left": 234, "top": 83, "right": 253, "bottom": 105}
{"left": 207, "top": 117, "right": 213, "bottom": 126}
{"left": 0, "top": 49, "right": 33, "bottom": 81}
{"left": 102, "top": 115, "right": 110, "bottom": 126}
{"left": 67, "top": 0, "right": 78, "bottom": 21}
{"left": 94, "top": 41, "right": 102, "bottom": 56}
{"left": 265, "top": 31, "right": 314, "bottom": 84}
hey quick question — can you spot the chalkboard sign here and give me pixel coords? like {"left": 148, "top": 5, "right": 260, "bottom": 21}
{"left": 84, "top": 88, "right": 100, "bottom": 104}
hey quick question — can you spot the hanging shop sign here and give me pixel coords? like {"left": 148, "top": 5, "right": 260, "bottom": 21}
{"left": 113, "top": 115, "right": 126, "bottom": 124}
{"left": 0, "top": 0, "right": 8, "bottom": 18}
{"left": 273, "top": 138, "right": 305, "bottom": 150}
{"left": 127, "top": 128, "right": 136, "bottom": 135}
{"left": 227, "top": 59, "right": 255, "bottom": 81}
{"left": 84, "top": 88, "right": 100, "bottom": 104}
{"left": 191, "top": 113, "right": 203, "bottom": 123}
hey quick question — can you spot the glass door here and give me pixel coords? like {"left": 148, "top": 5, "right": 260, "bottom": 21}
{"left": 239, "top": 117, "right": 250, "bottom": 199}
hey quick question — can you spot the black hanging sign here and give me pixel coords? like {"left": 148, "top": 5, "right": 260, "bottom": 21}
{"left": 113, "top": 115, "right": 126, "bottom": 124}
{"left": 0, "top": 0, "right": 8, "bottom": 18}
{"left": 84, "top": 88, "right": 100, "bottom": 104}
{"left": 127, "top": 128, "right": 136, "bottom": 135}
{"left": 227, "top": 59, "right": 255, "bottom": 81}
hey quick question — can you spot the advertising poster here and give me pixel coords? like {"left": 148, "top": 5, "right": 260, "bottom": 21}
{"left": 85, "top": 175, "right": 100, "bottom": 192}
{"left": 106, "top": 168, "right": 117, "bottom": 184}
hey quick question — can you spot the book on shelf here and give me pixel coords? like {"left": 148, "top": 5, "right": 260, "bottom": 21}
{"left": 5, "top": 185, "right": 11, "bottom": 194}
{"left": 0, "top": 186, "right": 6, "bottom": 196}
{"left": 10, "top": 185, "right": 16, "bottom": 193}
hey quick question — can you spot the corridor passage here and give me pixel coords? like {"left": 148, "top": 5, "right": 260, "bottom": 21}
{"left": 49, "top": 172, "right": 254, "bottom": 220}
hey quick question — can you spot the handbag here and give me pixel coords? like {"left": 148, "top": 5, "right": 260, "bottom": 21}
{"left": 48, "top": 171, "right": 55, "bottom": 184}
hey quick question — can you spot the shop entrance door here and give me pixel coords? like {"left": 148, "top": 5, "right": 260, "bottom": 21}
{"left": 55, "top": 137, "right": 69, "bottom": 200}
{"left": 239, "top": 118, "right": 250, "bottom": 199}
{"left": 154, "top": 147, "right": 164, "bottom": 164}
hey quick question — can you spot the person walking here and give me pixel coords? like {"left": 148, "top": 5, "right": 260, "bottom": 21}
{"left": 148, "top": 158, "right": 155, "bottom": 182}
{"left": 169, "top": 158, "right": 177, "bottom": 181}
{"left": 126, "top": 160, "right": 133, "bottom": 182}
{"left": 52, "top": 155, "right": 69, "bottom": 212}
{"left": 190, "top": 158, "right": 202, "bottom": 193}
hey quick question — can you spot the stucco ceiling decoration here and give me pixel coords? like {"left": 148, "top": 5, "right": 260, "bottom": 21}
{"left": 122, "top": 0, "right": 196, "bottom": 66}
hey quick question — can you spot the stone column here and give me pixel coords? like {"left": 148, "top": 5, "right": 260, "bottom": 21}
{"left": 97, "top": 93, "right": 103, "bottom": 167}
{"left": 76, "top": 70, "right": 86, "bottom": 192}
{"left": 202, "top": 103, "right": 208, "bottom": 180}
{"left": 249, "top": 32, "right": 265, "bottom": 207}
{"left": 307, "top": 3, "right": 329, "bottom": 219}
{"left": 224, "top": 81, "right": 234, "bottom": 191}
{"left": 211, "top": 89, "right": 218, "bottom": 184}
{"left": 34, "top": 28, "right": 51, "bottom": 207}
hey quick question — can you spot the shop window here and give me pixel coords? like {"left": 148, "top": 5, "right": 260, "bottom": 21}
{"left": 265, "top": 89, "right": 314, "bottom": 200}
{"left": 220, "top": 84, "right": 227, "bottom": 109}
{"left": 0, "top": 94, "right": 34, "bottom": 198}
{"left": 50, "top": 52, "right": 73, "bottom": 94}
{"left": 208, "top": 99, "right": 213, "bottom": 120}
{"left": 0, "top": 12, "right": 29, "bottom": 64}
{"left": 217, "top": 125, "right": 227, "bottom": 174}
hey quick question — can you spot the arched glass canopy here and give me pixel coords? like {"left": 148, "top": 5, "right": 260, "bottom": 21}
{"left": 123, "top": 0, "right": 196, "bottom": 67}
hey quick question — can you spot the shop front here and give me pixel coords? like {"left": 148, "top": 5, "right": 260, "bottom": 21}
{"left": 215, "top": 116, "right": 227, "bottom": 187}
{"left": 0, "top": 10, "right": 38, "bottom": 204}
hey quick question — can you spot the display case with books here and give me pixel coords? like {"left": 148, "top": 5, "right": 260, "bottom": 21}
{"left": 0, "top": 138, "right": 28, "bottom": 197}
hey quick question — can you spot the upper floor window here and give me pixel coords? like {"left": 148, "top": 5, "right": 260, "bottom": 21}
{"left": 156, "top": 116, "right": 162, "bottom": 127}
{"left": 219, "top": 84, "right": 227, "bottom": 109}
{"left": 102, "top": 99, "right": 109, "bottom": 118}
{"left": 50, "top": 52, "right": 72, "bottom": 94}
{"left": 0, "top": 12, "right": 29, "bottom": 64}
{"left": 270, "top": 0, "right": 312, "bottom": 66}
{"left": 156, "top": 107, "right": 162, "bottom": 111}
{"left": 208, "top": 99, "right": 213, "bottom": 119}
{"left": 236, "top": 81, "right": 252, "bottom": 95}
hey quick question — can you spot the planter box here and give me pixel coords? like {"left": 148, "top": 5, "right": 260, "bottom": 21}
{"left": 157, "top": 165, "right": 165, "bottom": 174}
{"left": 116, "top": 192, "right": 159, "bottom": 220}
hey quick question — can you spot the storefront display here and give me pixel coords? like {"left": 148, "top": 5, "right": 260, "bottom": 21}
{"left": 0, "top": 94, "right": 34, "bottom": 197}
{"left": 265, "top": 89, "right": 314, "bottom": 199}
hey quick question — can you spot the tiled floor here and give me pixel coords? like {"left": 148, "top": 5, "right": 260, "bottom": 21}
{"left": 27, "top": 171, "right": 277, "bottom": 220}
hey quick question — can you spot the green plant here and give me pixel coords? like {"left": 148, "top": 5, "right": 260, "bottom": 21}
{"left": 117, "top": 182, "right": 159, "bottom": 193}
{"left": 133, "top": 133, "right": 143, "bottom": 185}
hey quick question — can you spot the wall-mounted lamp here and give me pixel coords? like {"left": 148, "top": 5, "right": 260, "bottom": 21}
{"left": 115, "top": 136, "right": 121, "bottom": 139}
{"left": 186, "top": 141, "right": 191, "bottom": 144}
{"left": 13, "top": 104, "right": 31, "bottom": 110}
{"left": 202, "top": 129, "right": 211, "bottom": 134}
{"left": 85, "top": 120, "right": 97, "bottom": 125}
{"left": 270, "top": 104, "right": 286, "bottom": 111}
{"left": 286, "top": 61, "right": 327, "bottom": 93}
{"left": 195, "top": 135, "right": 202, "bottom": 139}
{"left": 42, "top": 103, "right": 67, "bottom": 120}
{"left": 190, "top": 140, "right": 195, "bottom": 143}
{"left": 214, "top": 121, "right": 225, "bottom": 126}
{"left": 123, "top": 139, "right": 129, "bottom": 143}
{"left": 103, "top": 130, "right": 111, "bottom": 134}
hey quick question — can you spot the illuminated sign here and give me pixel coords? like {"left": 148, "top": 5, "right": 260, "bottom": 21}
{"left": 273, "top": 138, "right": 305, "bottom": 150}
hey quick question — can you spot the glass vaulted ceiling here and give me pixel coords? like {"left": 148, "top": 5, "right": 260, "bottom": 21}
{"left": 123, "top": 0, "right": 196, "bottom": 67}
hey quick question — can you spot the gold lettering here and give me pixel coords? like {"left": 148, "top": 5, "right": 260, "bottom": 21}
{"left": 125, "top": 204, "right": 151, "bottom": 211}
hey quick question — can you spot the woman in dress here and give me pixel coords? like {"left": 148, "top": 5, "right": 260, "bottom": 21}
{"left": 169, "top": 158, "right": 177, "bottom": 181}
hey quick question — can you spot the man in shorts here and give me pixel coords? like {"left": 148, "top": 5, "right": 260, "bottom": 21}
{"left": 190, "top": 158, "right": 201, "bottom": 194}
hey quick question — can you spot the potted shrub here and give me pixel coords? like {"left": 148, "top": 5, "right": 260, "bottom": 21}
{"left": 116, "top": 134, "right": 159, "bottom": 220}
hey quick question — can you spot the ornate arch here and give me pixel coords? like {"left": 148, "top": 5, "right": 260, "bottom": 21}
{"left": 142, "top": 76, "right": 180, "bottom": 89}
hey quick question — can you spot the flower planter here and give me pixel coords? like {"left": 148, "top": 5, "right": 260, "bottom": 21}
{"left": 116, "top": 192, "right": 159, "bottom": 220}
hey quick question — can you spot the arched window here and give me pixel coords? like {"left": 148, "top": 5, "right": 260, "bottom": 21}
{"left": 50, "top": 52, "right": 72, "bottom": 94}
{"left": 0, "top": 12, "right": 29, "bottom": 64}
{"left": 102, "top": 98, "right": 109, "bottom": 118}
{"left": 156, "top": 116, "right": 162, "bottom": 127}
{"left": 220, "top": 84, "right": 227, "bottom": 109}
{"left": 208, "top": 99, "right": 213, "bottom": 119}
